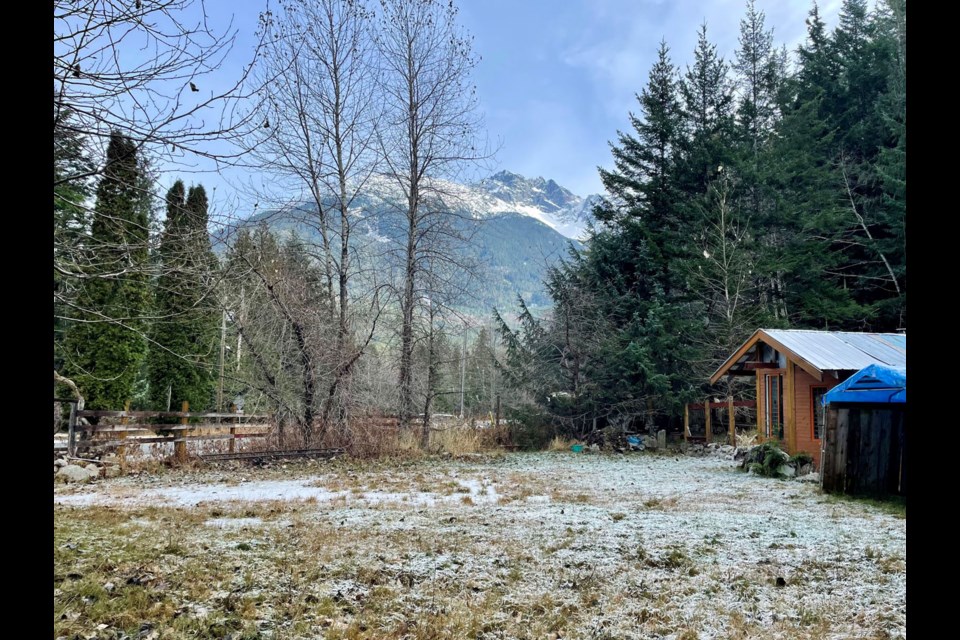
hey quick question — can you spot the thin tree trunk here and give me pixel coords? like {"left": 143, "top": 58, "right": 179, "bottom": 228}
{"left": 421, "top": 307, "right": 436, "bottom": 448}
{"left": 841, "top": 158, "right": 902, "bottom": 296}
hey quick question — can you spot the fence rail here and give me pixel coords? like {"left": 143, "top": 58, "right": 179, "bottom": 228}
{"left": 54, "top": 399, "right": 273, "bottom": 461}
{"left": 684, "top": 398, "right": 757, "bottom": 445}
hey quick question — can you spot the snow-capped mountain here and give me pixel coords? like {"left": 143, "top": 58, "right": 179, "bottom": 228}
{"left": 355, "top": 170, "right": 599, "bottom": 240}
{"left": 228, "top": 170, "right": 600, "bottom": 313}
{"left": 474, "top": 170, "right": 598, "bottom": 240}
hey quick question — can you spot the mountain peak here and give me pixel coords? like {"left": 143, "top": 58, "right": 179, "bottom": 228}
{"left": 478, "top": 170, "right": 582, "bottom": 214}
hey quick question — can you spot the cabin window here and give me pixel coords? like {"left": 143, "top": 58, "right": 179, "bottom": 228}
{"left": 765, "top": 373, "right": 783, "bottom": 439}
{"left": 811, "top": 386, "right": 827, "bottom": 441}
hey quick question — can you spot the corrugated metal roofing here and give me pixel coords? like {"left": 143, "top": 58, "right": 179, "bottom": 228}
{"left": 763, "top": 329, "right": 906, "bottom": 372}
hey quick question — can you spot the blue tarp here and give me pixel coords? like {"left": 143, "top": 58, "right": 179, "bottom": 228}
{"left": 823, "top": 364, "right": 906, "bottom": 405}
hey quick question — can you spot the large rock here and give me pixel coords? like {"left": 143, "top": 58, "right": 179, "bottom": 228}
{"left": 656, "top": 430, "right": 666, "bottom": 450}
{"left": 776, "top": 464, "right": 795, "bottom": 478}
{"left": 57, "top": 464, "right": 97, "bottom": 483}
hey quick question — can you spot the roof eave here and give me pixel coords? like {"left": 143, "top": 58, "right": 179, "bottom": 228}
{"left": 709, "top": 329, "right": 825, "bottom": 384}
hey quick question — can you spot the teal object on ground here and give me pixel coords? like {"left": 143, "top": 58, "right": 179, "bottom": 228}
{"left": 570, "top": 444, "right": 585, "bottom": 452}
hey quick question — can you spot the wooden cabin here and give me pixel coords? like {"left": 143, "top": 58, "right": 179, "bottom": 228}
{"left": 709, "top": 329, "right": 906, "bottom": 467}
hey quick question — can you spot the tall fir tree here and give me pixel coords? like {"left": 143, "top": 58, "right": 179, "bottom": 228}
{"left": 679, "top": 23, "right": 736, "bottom": 195}
{"left": 61, "top": 132, "right": 151, "bottom": 409}
{"left": 54, "top": 112, "right": 94, "bottom": 372}
{"left": 146, "top": 182, "right": 219, "bottom": 410}
{"left": 733, "top": 0, "right": 780, "bottom": 160}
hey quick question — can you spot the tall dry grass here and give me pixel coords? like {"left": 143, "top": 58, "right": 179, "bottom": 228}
{"left": 547, "top": 436, "right": 577, "bottom": 451}
{"left": 248, "top": 415, "right": 512, "bottom": 460}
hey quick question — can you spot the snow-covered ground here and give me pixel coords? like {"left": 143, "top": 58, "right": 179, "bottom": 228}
{"left": 54, "top": 453, "right": 905, "bottom": 639}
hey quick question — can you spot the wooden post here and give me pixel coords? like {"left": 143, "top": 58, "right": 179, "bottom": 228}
{"left": 229, "top": 403, "right": 237, "bottom": 454}
{"left": 175, "top": 401, "right": 189, "bottom": 462}
{"left": 67, "top": 401, "right": 77, "bottom": 457}
{"left": 117, "top": 400, "right": 130, "bottom": 470}
{"left": 494, "top": 394, "right": 501, "bottom": 430}
{"left": 784, "top": 361, "right": 796, "bottom": 453}
{"left": 704, "top": 398, "right": 712, "bottom": 443}
{"left": 821, "top": 406, "right": 837, "bottom": 491}
{"left": 728, "top": 396, "right": 735, "bottom": 446}
{"left": 683, "top": 404, "right": 690, "bottom": 441}
{"left": 756, "top": 373, "right": 764, "bottom": 442}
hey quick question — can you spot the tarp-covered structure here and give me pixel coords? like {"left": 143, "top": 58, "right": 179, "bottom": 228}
{"left": 823, "top": 364, "right": 906, "bottom": 406}
{"left": 820, "top": 363, "right": 906, "bottom": 497}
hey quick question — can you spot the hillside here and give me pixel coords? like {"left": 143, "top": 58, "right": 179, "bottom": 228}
{"left": 221, "top": 171, "right": 599, "bottom": 315}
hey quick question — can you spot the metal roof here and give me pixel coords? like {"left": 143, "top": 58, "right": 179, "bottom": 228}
{"left": 709, "top": 328, "right": 907, "bottom": 383}
{"left": 762, "top": 330, "right": 907, "bottom": 371}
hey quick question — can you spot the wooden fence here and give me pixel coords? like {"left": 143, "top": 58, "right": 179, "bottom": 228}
{"left": 54, "top": 399, "right": 271, "bottom": 462}
{"left": 820, "top": 406, "right": 906, "bottom": 497}
{"left": 683, "top": 398, "right": 757, "bottom": 445}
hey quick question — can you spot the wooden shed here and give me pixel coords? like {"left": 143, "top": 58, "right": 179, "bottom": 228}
{"left": 708, "top": 329, "right": 906, "bottom": 467}
{"left": 820, "top": 364, "right": 906, "bottom": 497}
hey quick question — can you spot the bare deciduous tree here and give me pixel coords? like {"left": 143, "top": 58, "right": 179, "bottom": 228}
{"left": 54, "top": 0, "right": 266, "bottom": 184}
{"left": 247, "top": 0, "right": 386, "bottom": 433}
{"left": 375, "top": 0, "right": 485, "bottom": 430}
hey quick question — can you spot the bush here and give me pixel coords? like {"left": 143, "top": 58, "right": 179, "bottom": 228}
{"left": 743, "top": 442, "right": 790, "bottom": 477}
{"left": 506, "top": 407, "right": 556, "bottom": 450}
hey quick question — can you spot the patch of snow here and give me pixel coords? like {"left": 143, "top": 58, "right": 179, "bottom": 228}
{"left": 205, "top": 517, "right": 265, "bottom": 529}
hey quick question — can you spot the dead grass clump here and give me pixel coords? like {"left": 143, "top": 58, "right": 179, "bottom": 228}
{"left": 548, "top": 436, "right": 577, "bottom": 451}
{"left": 430, "top": 425, "right": 483, "bottom": 455}
{"left": 736, "top": 429, "right": 758, "bottom": 448}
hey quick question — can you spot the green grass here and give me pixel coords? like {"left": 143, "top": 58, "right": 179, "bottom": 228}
{"left": 821, "top": 492, "right": 906, "bottom": 518}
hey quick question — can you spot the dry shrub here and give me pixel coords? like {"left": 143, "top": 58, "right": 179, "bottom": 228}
{"left": 548, "top": 436, "right": 577, "bottom": 451}
{"left": 167, "top": 414, "right": 513, "bottom": 462}
{"left": 736, "top": 430, "right": 758, "bottom": 448}
{"left": 430, "top": 425, "right": 482, "bottom": 455}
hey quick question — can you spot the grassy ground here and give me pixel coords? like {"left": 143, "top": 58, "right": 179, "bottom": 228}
{"left": 54, "top": 452, "right": 906, "bottom": 639}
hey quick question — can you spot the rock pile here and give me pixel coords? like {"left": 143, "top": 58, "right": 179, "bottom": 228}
{"left": 54, "top": 454, "right": 121, "bottom": 482}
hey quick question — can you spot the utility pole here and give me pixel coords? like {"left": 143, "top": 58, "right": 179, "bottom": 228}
{"left": 217, "top": 308, "right": 227, "bottom": 418}
{"left": 236, "top": 286, "right": 244, "bottom": 371}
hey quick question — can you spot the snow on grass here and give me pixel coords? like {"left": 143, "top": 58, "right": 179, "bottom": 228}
{"left": 54, "top": 452, "right": 905, "bottom": 639}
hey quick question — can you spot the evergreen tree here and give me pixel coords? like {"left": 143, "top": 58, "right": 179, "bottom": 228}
{"left": 54, "top": 112, "right": 94, "bottom": 372}
{"left": 146, "top": 181, "right": 219, "bottom": 411}
{"left": 679, "top": 23, "right": 736, "bottom": 195}
{"left": 62, "top": 132, "right": 151, "bottom": 409}
{"left": 733, "top": 0, "right": 779, "bottom": 159}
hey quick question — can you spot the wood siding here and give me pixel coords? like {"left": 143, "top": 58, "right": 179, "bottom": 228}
{"left": 821, "top": 406, "right": 906, "bottom": 496}
{"left": 792, "top": 367, "right": 838, "bottom": 467}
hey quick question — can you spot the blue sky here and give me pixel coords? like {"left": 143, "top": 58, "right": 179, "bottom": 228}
{"left": 458, "top": 0, "right": 841, "bottom": 195}
{"left": 188, "top": 0, "right": 842, "bottom": 211}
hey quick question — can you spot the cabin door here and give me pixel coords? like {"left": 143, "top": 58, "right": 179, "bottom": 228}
{"left": 764, "top": 373, "right": 784, "bottom": 441}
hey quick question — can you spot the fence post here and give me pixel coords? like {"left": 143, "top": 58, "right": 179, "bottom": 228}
{"left": 683, "top": 403, "right": 690, "bottom": 441}
{"left": 118, "top": 400, "right": 130, "bottom": 470}
{"left": 728, "top": 396, "right": 735, "bottom": 446}
{"left": 704, "top": 398, "right": 712, "bottom": 443}
{"left": 68, "top": 401, "right": 77, "bottom": 457}
{"left": 175, "top": 401, "right": 189, "bottom": 462}
{"left": 229, "top": 403, "right": 237, "bottom": 454}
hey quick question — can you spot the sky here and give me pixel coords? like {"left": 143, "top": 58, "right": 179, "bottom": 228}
{"left": 174, "top": 0, "right": 843, "bottom": 211}
{"left": 458, "top": 0, "right": 842, "bottom": 196}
